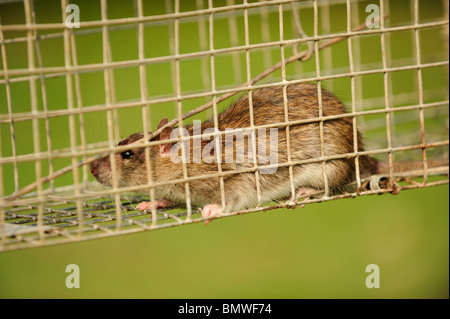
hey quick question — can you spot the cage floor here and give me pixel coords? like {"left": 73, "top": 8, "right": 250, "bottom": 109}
{"left": 1, "top": 166, "right": 448, "bottom": 252}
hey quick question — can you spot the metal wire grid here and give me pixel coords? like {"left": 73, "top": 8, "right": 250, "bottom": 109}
{"left": 0, "top": 0, "right": 448, "bottom": 251}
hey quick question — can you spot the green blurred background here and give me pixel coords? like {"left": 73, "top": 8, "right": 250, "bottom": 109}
{"left": 0, "top": 0, "right": 448, "bottom": 298}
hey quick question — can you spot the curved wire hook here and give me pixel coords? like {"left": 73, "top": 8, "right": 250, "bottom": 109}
{"left": 290, "top": 2, "right": 313, "bottom": 61}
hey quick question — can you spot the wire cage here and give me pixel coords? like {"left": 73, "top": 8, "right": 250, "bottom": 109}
{"left": 0, "top": 0, "right": 448, "bottom": 252}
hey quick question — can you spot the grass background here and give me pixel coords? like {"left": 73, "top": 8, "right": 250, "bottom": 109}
{"left": 0, "top": 0, "right": 448, "bottom": 298}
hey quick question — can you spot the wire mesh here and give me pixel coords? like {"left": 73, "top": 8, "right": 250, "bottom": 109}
{"left": 0, "top": 0, "right": 448, "bottom": 251}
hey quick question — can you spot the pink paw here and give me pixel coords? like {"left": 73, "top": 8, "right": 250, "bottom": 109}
{"left": 201, "top": 204, "right": 223, "bottom": 226}
{"left": 136, "top": 199, "right": 171, "bottom": 211}
{"left": 291, "top": 187, "right": 318, "bottom": 209}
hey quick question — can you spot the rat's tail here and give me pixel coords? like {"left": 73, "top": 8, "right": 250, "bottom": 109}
{"left": 376, "top": 158, "right": 449, "bottom": 174}
{"left": 360, "top": 155, "right": 449, "bottom": 176}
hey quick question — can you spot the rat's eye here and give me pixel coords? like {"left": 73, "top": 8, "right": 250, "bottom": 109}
{"left": 120, "top": 150, "right": 134, "bottom": 159}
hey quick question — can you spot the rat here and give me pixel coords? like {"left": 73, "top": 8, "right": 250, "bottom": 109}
{"left": 89, "top": 83, "right": 446, "bottom": 225}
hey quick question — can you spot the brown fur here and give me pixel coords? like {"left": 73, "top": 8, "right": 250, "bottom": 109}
{"left": 90, "top": 83, "right": 393, "bottom": 212}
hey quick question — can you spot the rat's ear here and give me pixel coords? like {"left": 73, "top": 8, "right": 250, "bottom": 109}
{"left": 157, "top": 118, "right": 168, "bottom": 129}
{"left": 157, "top": 118, "right": 173, "bottom": 157}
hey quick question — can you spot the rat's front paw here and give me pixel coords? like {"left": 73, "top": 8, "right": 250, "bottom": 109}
{"left": 201, "top": 204, "right": 223, "bottom": 226}
{"left": 136, "top": 199, "right": 171, "bottom": 211}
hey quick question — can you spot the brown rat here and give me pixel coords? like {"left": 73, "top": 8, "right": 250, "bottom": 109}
{"left": 89, "top": 83, "right": 446, "bottom": 224}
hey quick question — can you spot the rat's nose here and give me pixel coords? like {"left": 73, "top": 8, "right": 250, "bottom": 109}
{"left": 89, "top": 162, "right": 98, "bottom": 176}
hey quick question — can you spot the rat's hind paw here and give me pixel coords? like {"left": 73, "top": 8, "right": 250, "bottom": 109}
{"left": 287, "top": 187, "right": 319, "bottom": 209}
{"left": 201, "top": 204, "right": 223, "bottom": 226}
